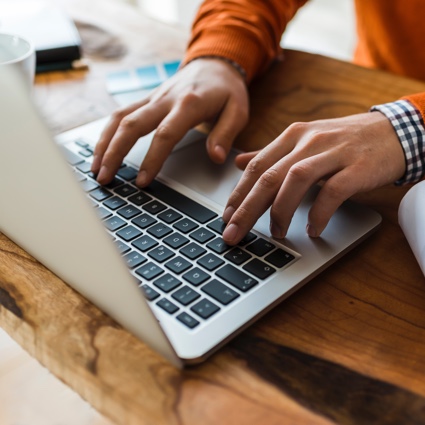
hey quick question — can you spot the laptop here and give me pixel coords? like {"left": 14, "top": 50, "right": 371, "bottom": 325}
{"left": 0, "top": 67, "right": 382, "bottom": 367}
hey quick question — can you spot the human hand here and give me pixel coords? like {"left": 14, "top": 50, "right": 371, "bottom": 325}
{"left": 91, "top": 58, "right": 249, "bottom": 186}
{"left": 222, "top": 112, "right": 406, "bottom": 244}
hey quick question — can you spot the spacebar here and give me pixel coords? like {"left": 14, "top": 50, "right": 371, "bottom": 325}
{"left": 144, "top": 180, "right": 217, "bottom": 224}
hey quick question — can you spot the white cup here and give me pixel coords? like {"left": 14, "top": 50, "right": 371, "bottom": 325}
{"left": 0, "top": 32, "right": 36, "bottom": 91}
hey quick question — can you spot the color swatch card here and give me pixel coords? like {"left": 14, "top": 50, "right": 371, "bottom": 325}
{"left": 106, "top": 60, "right": 181, "bottom": 95}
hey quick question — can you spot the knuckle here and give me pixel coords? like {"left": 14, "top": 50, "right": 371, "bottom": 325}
{"left": 258, "top": 168, "right": 281, "bottom": 190}
{"left": 322, "top": 180, "right": 347, "bottom": 201}
{"left": 178, "top": 92, "right": 202, "bottom": 109}
{"left": 286, "top": 121, "right": 308, "bottom": 136}
{"left": 119, "top": 116, "right": 139, "bottom": 131}
{"left": 287, "top": 162, "right": 312, "bottom": 183}
{"left": 233, "top": 204, "right": 253, "bottom": 223}
{"left": 111, "top": 108, "right": 127, "bottom": 123}
{"left": 245, "top": 157, "right": 263, "bottom": 176}
{"left": 154, "top": 124, "right": 173, "bottom": 142}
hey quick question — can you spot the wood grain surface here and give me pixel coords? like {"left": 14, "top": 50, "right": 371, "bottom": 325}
{"left": 1, "top": 0, "right": 425, "bottom": 424}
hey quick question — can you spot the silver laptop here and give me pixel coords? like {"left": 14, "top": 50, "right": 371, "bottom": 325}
{"left": 0, "top": 67, "right": 382, "bottom": 367}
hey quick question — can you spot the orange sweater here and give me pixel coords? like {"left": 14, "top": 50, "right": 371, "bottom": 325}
{"left": 184, "top": 0, "right": 425, "bottom": 120}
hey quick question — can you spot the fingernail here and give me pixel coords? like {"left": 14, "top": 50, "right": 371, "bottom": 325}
{"left": 97, "top": 165, "right": 109, "bottom": 183}
{"left": 136, "top": 170, "right": 147, "bottom": 187}
{"left": 223, "top": 223, "right": 239, "bottom": 243}
{"left": 214, "top": 145, "right": 226, "bottom": 162}
{"left": 222, "top": 206, "right": 235, "bottom": 223}
{"left": 270, "top": 221, "right": 283, "bottom": 239}
{"left": 306, "top": 223, "right": 317, "bottom": 238}
{"left": 91, "top": 155, "right": 101, "bottom": 173}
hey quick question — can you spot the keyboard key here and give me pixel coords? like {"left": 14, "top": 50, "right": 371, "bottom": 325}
{"left": 216, "top": 264, "right": 258, "bottom": 292}
{"left": 153, "top": 273, "right": 182, "bottom": 293}
{"left": 224, "top": 248, "right": 252, "bottom": 265}
{"left": 163, "top": 232, "right": 189, "bottom": 249}
{"left": 148, "top": 245, "right": 174, "bottom": 263}
{"left": 135, "top": 262, "right": 164, "bottom": 281}
{"left": 158, "top": 209, "right": 182, "bottom": 224}
{"left": 176, "top": 312, "right": 200, "bottom": 329}
{"left": 117, "top": 166, "right": 138, "bottom": 181}
{"left": 115, "top": 184, "right": 138, "bottom": 197}
{"left": 197, "top": 253, "right": 225, "bottom": 271}
{"left": 243, "top": 259, "right": 276, "bottom": 279}
{"left": 114, "top": 239, "right": 131, "bottom": 255}
{"left": 157, "top": 298, "right": 179, "bottom": 314}
{"left": 128, "top": 191, "right": 152, "bottom": 206}
{"left": 96, "top": 206, "right": 112, "bottom": 220}
{"left": 74, "top": 139, "right": 89, "bottom": 148}
{"left": 76, "top": 162, "right": 93, "bottom": 173}
{"left": 132, "top": 235, "right": 158, "bottom": 252}
{"left": 191, "top": 299, "right": 220, "bottom": 319}
{"left": 202, "top": 280, "right": 239, "bottom": 305}
{"left": 59, "top": 145, "right": 84, "bottom": 165}
{"left": 132, "top": 213, "right": 157, "bottom": 229}
{"left": 143, "top": 200, "right": 167, "bottom": 215}
{"left": 238, "top": 231, "right": 257, "bottom": 246}
{"left": 103, "top": 196, "right": 127, "bottom": 210}
{"left": 141, "top": 284, "right": 160, "bottom": 301}
{"left": 90, "top": 187, "right": 113, "bottom": 202}
{"left": 207, "top": 217, "right": 226, "bottom": 234}
{"left": 173, "top": 218, "right": 198, "bottom": 234}
{"left": 117, "top": 205, "right": 141, "bottom": 220}
{"left": 265, "top": 249, "right": 295, "bottom": 268}
{"left": 172, "top": 285, "right": 201, "bottom": 306}
{"left": 104, "top": 216, "right": 126, "bottom": 232}
{"left": 246, "top": 238, "right": 275, "bottom": 257}
{"left": 189, "top": 227, "right": 215, "bottom": 244}
{"left": 180, "top": 242, "right": 206, "bottom": 260}
{"left": 80, "top": 179, "right": 99, "bottom": 192}
{"left": 206, "top": 237, "right": 231, "bottom": 254}
{"left": 165, "top": 256, "right": 192, "bottom": 274}
{"left": 79, "top": 148, "right": 92, "bottom": 157}
{"left": 104, "top": 177, "right": 124, "bottom": 189}
{"left": 116, "top": 225, "right": 142, "bottom": 242}
{"left": 182, "top": 267, "right": 210, "bottom": 286}
{"left": 123, "top": 251, "right": 147, "bottom": 269}
{"left": 147, "top": 223, "right": 173, "bottom": 238}
{"left": 144, "top": 180, "right": 217, "bottom": 224}
{"left": 74, "top": 171, "right": 87, "bottom": 182}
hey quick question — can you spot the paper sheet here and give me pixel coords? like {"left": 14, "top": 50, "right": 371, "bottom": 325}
{"left": 398, "top": 180, "right": 425, "bottom": 275}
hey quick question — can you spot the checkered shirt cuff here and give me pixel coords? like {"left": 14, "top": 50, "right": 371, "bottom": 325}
{"left": 371, "top": 100, "right": 425, "bottom": 185}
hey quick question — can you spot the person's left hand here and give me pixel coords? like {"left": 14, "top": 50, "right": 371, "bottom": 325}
{"left": 221, "top": 111, "right": 406, "bottom": 244}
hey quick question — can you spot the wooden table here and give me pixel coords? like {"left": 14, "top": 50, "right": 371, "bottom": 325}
{"left": 2, "top": 0, "right": 425, "bottom": 424}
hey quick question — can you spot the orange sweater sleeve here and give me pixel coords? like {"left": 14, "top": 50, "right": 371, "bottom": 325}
{"left": 183, "top": 0, "right": 308, "bottom": 83}
{"left": 403, "top": 93, "right": 425, "bottom": 125}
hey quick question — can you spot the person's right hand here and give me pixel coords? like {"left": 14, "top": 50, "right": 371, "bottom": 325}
{"left": 91, "top": 58, "right": 249, "bottom": 187}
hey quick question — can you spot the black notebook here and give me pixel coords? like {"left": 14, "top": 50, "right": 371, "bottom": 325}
{"left": 0, "top": 1, "right": 82, "bottom": 73}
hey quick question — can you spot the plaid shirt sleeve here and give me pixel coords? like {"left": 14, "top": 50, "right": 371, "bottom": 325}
{"left": 371, "top": 100, "right": 425, "bottom": 185}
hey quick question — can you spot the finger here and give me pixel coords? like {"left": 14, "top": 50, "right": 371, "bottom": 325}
{"left": 222, "top": 162, "right": 287, "bottom": 244}
{"left": 234, "top": 150, "right": 260, "bottom": 170}
{"left": 306, "top": 167, "right": 361, "bottom": 237}
{"left": 135, "top": 98, "right": 212, "bottom": 186}
{"left": 92, "top": 98, "right": 150, "bottom": 174}
{"left": 96, "top": 102, "right": 167, "bottom": 184}
{"left": 269, "top": 152, "right": 342, "bottom": 238}
{"left": 222, "top": 137, "right": 293, "bottom": 223}
{"left": 205, "top": 98, "right": 248, "bottom": 164}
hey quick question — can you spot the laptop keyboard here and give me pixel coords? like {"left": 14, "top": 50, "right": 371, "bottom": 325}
{"left": 61, "top": 139, "right": 297, "bottom": 330}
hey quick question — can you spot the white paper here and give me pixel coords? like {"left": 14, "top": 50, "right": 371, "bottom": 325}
{"left": 398, "top": 180, "right": 425, "bottom": 275}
